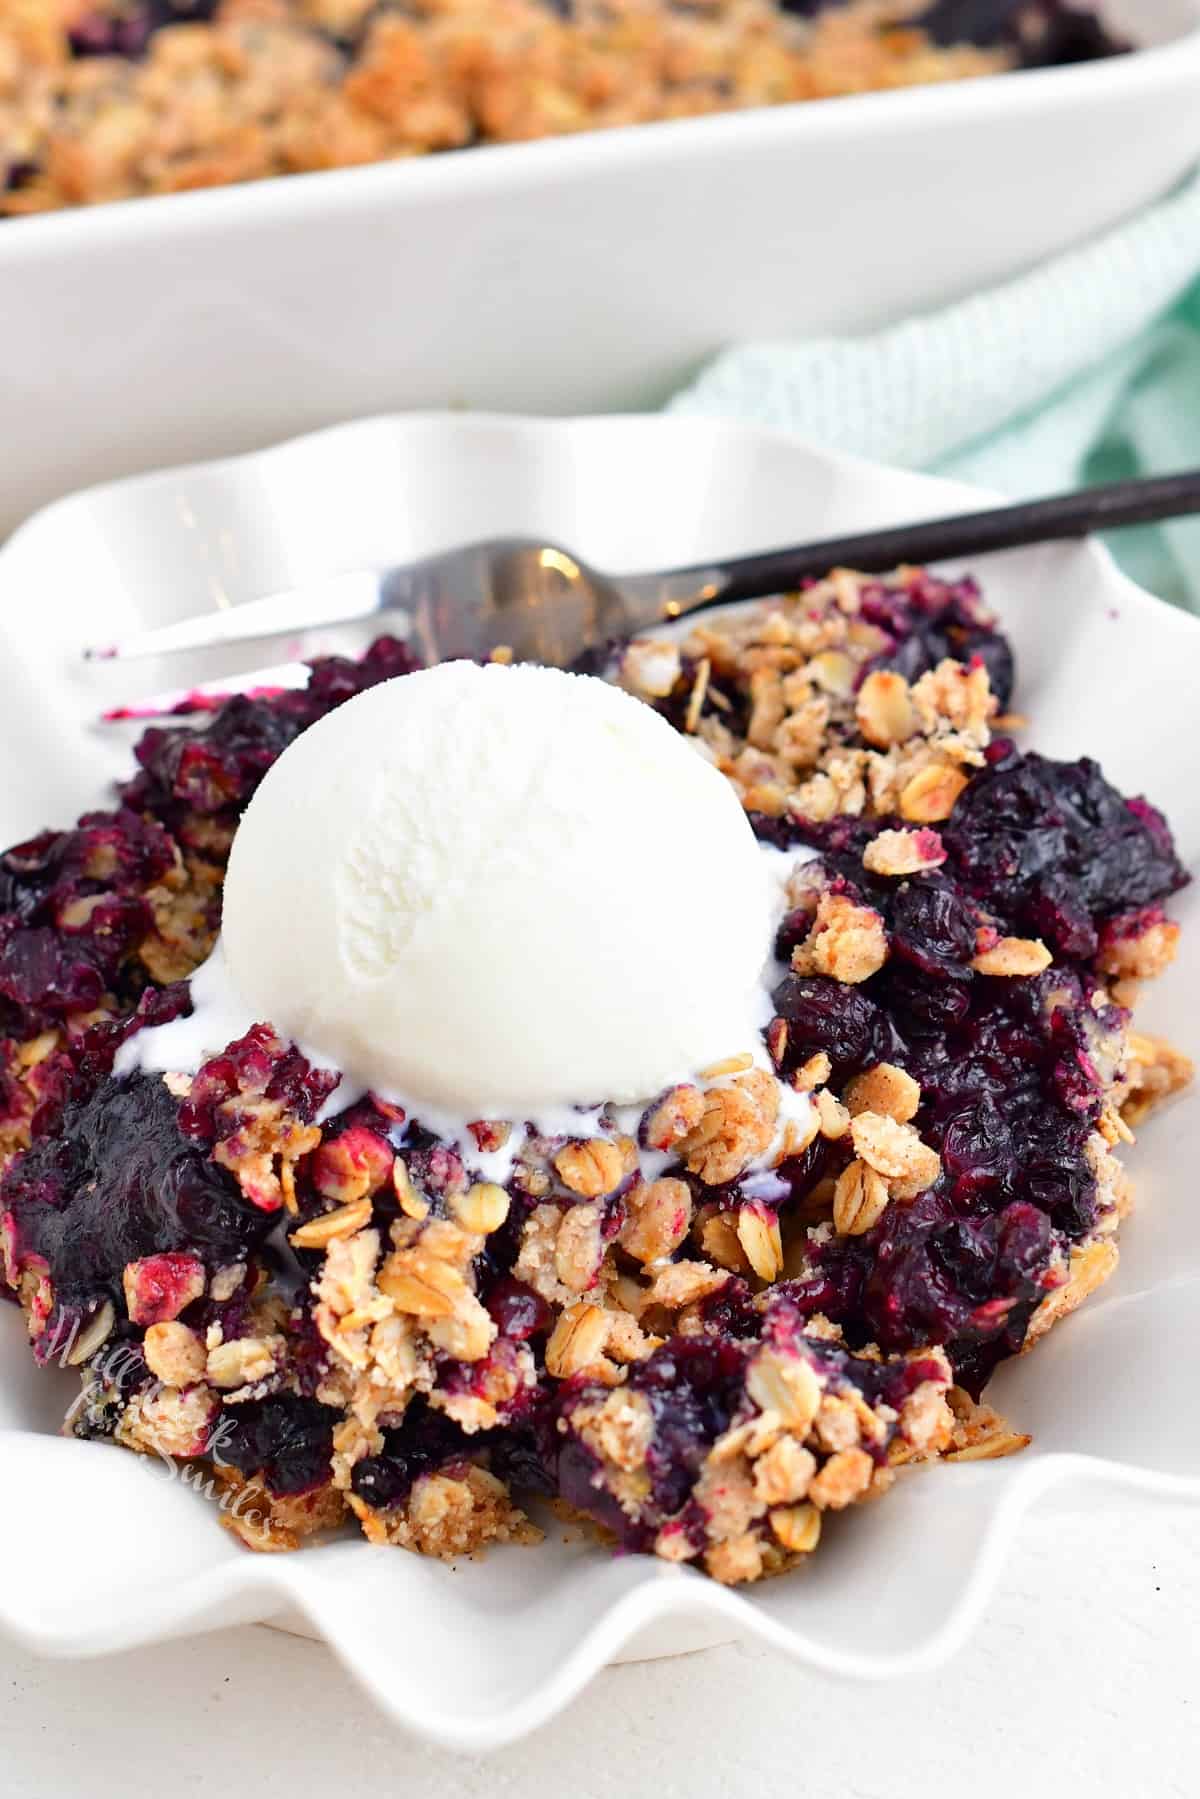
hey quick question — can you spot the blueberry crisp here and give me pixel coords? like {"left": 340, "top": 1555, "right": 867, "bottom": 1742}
{"left": 2, "top": 2, "right": 1125, "bottom": 217}
{"left": 0, "top": 571, "right": 1190, "bottom": 1583}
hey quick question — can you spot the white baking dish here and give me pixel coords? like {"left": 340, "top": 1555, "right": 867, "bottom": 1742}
{"left": 1, "top": 0, "right": 1197, "bottom": 535}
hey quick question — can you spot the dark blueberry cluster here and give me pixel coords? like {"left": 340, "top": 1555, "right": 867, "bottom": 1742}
{"left": 67, "top": 1, "right": 220, "bottom": 60}
{"left": 215, "top": 1394, "right": 339, "bottom": 1497}
{"left": 0, "top": 1067, "right": 257, "bottom": 1281}
{"left": 121, "top": 634, "right": 419, "bottom": 828}
{"left": 562, "top": 1334, "right": 752, "bottom": 1542}
{"left": 176, "top": 1022, "right": 339, "bottom": 1147}
{"left": 944, "top": 743, "right": 1186, "bottom": 960}
{"left": 663, "top": 571, "right": 1017, "bottom": 747}
{"left": 0, "top": 811, "right": 177, "bottom": 1036}
{"left": 1, "top": 1069, "right": 274, "bottom": 1354}
{"left": 552, "top": 1296, "right": 951, "bottom": 1556}
{"left": 351, "top": 1400, "right": 494, "bottom": 1511}
{"left": 916, "top": 0, "right": 1126, "bottom": 64}
{"left": 756, "top": 733, "right": 1188, "bottom": 1389}
{"left": 857, "top": 569, "right": 1017, "bottom": 709}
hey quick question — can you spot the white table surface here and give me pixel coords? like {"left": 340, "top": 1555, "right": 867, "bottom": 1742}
{"left": 1, "top": 1495, "right": 1194, "bottom": 1798}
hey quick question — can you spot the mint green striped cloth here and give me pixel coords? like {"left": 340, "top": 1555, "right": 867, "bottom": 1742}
{"left": 669, "top": 174, "right": 1200, "bottom": 612}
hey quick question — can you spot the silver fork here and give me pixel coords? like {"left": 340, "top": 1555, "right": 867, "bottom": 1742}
{"left": 86, "top": 470, "right": 1200, "bottom": 714}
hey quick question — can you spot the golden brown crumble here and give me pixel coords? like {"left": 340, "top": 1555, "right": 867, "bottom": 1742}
{"left": 694, "top": 1450, "right": 765, "bottom": 1542}
{"left": 572, "top": 1388, "right": 655, "bottom": 1475}
{"left": 139, "top": 853, "right": 220, "bottom": 984}
{"left": 696, "top": 1205, "right": 753, "bottom": 1275}
{"left": 553, "top": 1136, "right": 626, "bottom": 1198}
{"left": 831, "top": 1158, "right": 890, "bottom": 1237}
{"left": 768, "top": 1501, "right": 822, "bottom": 1553}
{"left": 792, "top": 1050, "right": 832, "bottom": 1091}
{"left": 1122, "top": 1033, "right": 1195, "bottom": 1127}
{"left": 844, "top": 1062, "right": 921, "bottom": 1123}
{"left": 856, "top": 670, "right": 919, "bottom": 748}
{"left": 0, "top": 0, "right": 1018, "bottom": 217}
{"left": 945, "top": 1428, "right": 1032, "bottom": 1463}
{"left": 646, "top": 1258, "right": 729, "bottom": 1309}
{"left": 219, "top": 1475, "right": 348, "bottom": 1552}
{"left": 380, "top": 1227, "right": 496, "bottom": 1362}
{"left": 678, "top": 1067, "right": 779, "bottom": 1185}
{"left": 736, "top": 1202, "right": 784, "bottom": 1281}
{"left": 115, "top": 1381, "right": 218, "bottom": 1460}
{"left": 631, "top": 584, "right": 999, "bottom": 830}
{"left": 513, "top": 1202, "right": 584, "bottom": 1307}
{"left": 545, "top": 1301, "right": 614, "bottom": 1379}
{"left": 813, "top": 1391, "right": 869, "bottom": 1452}
{"left": 861, "top": 826, "right": 947, "bottom": 877}
{"left": 142, "top": 1320, "right": 208, "bottom": 1387}
{"left": 620, "top": 1176, "right": 693, "bottom": 1265}
{"left": 205, "top": 1332, "right": 283, "bottom": 1390}
{"left": 850, "top": 1110, "right": 941, "bottom": 1198}
{"left": 897, "top": 761, "right": 971, "bottom": 823}
{"left": 350, "top": 1465, "right": 540, "bottom": 1558}
{"left": 553, "top": 1199, "right": 608, "bottom": 1293}
{"left": 944, "top": 1387, "right": 1032, "bottom": 1462}
{"left": 745, "top": 1348, "right": 821, "bottom": 1433}
{"left": 754, "top": 1436, "right": 817, "bottom": 1506}
{"left": 641, "top": 1082, "right": 707, "bottom": 1151}
{"left": 790, "top": 890, "right": 889, "bottom": 985}
{"left": 450, "top": 1180, "right": 511, "bottom": 1234}
{"left": 1097, "top": 918, "right": 1181, "bottom": 981}
{"left": 971, "top": 933, "right": 1054, "bottom": 977}
{"left": 210, "top": 1058, "right": 324, "bottom": 1212}
{"left": 807, "top": 1445, "right": 874, "bottom": 1510}
{"left": 704, "top": 1532, "right": 765, "bottom": 1586}
{"left": 288, "top": 1195, "right": 374, "bottom": 1249}
{"left": 813, "top": 1087, "right": 851, "bottom": 1140}
{"left": 561, "top": 1325, "right": 957, "bottom": 1585}
{"left": 1023, "top": 1239, "right": 1120, "bottom": 1348}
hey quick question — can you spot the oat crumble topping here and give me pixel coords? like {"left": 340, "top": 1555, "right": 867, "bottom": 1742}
{"left": 0, "top": 1, "right": 1124, "bottom": 216}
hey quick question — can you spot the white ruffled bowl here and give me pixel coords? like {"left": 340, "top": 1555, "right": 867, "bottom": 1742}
{"left": 0, "top": 415, "right": 1196, "bottom": 1750}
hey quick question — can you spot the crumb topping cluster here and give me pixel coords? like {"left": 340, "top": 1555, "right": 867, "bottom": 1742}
{"left": 1, "top": 1, "right": 1121, "bottom": 215}
{"left": 0, "top": 572, "right": 1189, "bottom": 1583}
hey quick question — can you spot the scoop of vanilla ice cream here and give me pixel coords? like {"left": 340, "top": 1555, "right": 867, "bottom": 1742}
{"left": 221, "top": 660, "right": 771, "bottom": 1117}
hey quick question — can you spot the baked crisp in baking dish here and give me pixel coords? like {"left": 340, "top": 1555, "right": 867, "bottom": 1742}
{"left": 0, "top": 571, "right": 1190, "bottom": 1582}
{"left": 1, "top": 1, "right": 1124, "bottom": 215}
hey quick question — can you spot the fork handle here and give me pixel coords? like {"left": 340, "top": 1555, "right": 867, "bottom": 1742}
{"left": 683, "top": 469, "right": 1200, "bottom": 609}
